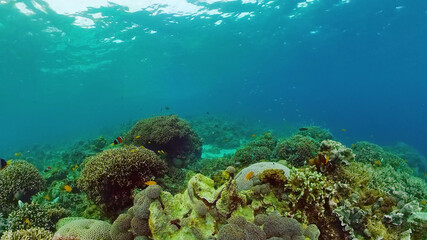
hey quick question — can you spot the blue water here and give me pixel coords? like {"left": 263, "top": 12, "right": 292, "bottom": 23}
{"left": 0, "top": 0, "right": 426, "bottom": 157}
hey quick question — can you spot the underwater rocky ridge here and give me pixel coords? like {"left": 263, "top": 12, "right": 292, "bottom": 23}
{"left": 0, "top": 115, "right": 426, "bottom": 240}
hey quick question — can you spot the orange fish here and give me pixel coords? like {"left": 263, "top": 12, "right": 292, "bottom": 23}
{"left": 64, "top": 185, "right": 72, "bottom": 192}
{"left": 342, "top": 129, "right": 346, "bottom": 132}
{"left": 145, "top": 181, "right": 157, "bottom": 186}
{"left": 252, "top": 134, "right": 256, "bottom": 137}
{"left": 245, "top": 171, "right": 254, "bottom": 181}
{"left": 113, "top": 136, "right": 124, "bottom": 145}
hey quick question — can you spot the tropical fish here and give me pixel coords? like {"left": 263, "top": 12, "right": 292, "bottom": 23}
{"left": 374, "top": 160, "right": 381, "bottom": 166}
{"left": 145, "top": 181, "right": 157, "bottom": 186}
{"left": 225, "top": 139, "right": 229, "bottom": 142}
{"left": 25, "top": 218, "right": 30, "bottom": 224}
{"left": 309, "top": 154, "right": 330, "bottom": 166}
{"left": 165, "top": 106, "right": 171, "bottom": 110}
{"left": 1, "top": 158, "right": 7, "bottom": 170}
{"left": 131, "top": 149, "right": 135, "bottom": 153}
{"left": 14, "top": 152, "right": 22, "bottom": 156}
{"left": 113, "top": 136, "right": 124, "bottom": 145}
{"left": 64, "top": 185, "right": 72, "bottom": 192}
{"left": 342, "top": 129, "right": 346, "bottom": 132}
{"left": 245, "top": 171, "right": 254, "bottom": 181}
{"left": 44, "top": 195, "right": 50, "bottom": 201}
{"left": 299, "top": 127, "right": 308, "bottom": 131}
{"left": 420, "top": 200, "right": 426, "bottom": 205}
{"left": 157, "top": 150, "right": 165, "bottom": 154}
{"left": 351, "top": 144, "right": 354, "bottom": 147}
{"left": 44, "top": 166, "right": 51, "bottom": 172}
{"left": 135, "top": 135, "right": 140, "bottom": 139}
{"left": 252, "top": 134, "right": 256, "bottom": 137}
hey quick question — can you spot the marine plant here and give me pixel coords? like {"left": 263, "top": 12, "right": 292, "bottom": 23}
{"left": 77, "top": 146, "right": 167, "bottom": 218}
{"left": 124, "top": 115, "right": 202, "bottom": 167}
{"left": 0, "top": 160, "right": 45, "bottom": 215}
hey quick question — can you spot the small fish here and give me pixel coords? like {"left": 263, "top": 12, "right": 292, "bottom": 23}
{"left": 206, "top": 112, "right": 210, "bottom": 115}
{"left": 420, "top": 200, "right": 426, "bottom": 205}
{"left": 135, "top": 136, "right": 140, "bottom": 139}
{"left": 145, "top": 181, "right": 157, "bottom": 186}
{"left": 351, "top": 144, "right": 354, "bottom": 147}
{"left": 1, "top": 158, "right": 7, "bottom": 170}
{"left": 25, "top": 218, "right": 30, "bottom": 224}
{"left": 44, "top": 166, "right": 51, "bottom": 172}
{"left": 157, "top": 150, "right": 165, "bottom": 154}
{"left": 148, "top": 141, "right": 151, "bottom": 144}
{"left": 245, "top": 171, "right": 254, "bottom": 181}
{"left": 165, "top": 106, "right": 171, "bottom": 110}
{"left": 44, "top": 195, "right": 50, "bottom": 201}
{"left": 140, "top": 146, "right": 145, "bottom": 149}
{"left": 14, "top": 152, "right": 22, "bottom": 156}
{"left": 131, "top": 149, "right": 135, "bottom": 153}
{"left": 374, "top": 160, "right": 381, "bottom": 166}
{"left": 113, "top": 136, "right": 124, "bottom": 145}
{"left": 64, "top": 185, "right": 72, "bottom": 192}
{"left": 252, "top": 134, "right": 256, "bottom": 137}
{"left": 72, "top": 167, "right": 75, "bottom": 171}
{"left": 299, "top": 127, "right": 308, "bottom": 131}
{"left": 74, "top": 165, "right": 78, "bottom": 168}
{"left": 225, "top": 139, "right": 229, "bottom": 142}
{"left": 325, "top": 155, "right": 330, "bottom": 164}
{"left": 342, "top": 129, "right": 346, "bottom": 132}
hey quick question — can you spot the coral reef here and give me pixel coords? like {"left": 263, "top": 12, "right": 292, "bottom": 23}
{"left": 0, "top": 160, "right": 45, "bottom": 215}
{"left": 1, "top": 227, "right": 53, "bottom": 240}
{"left": 77, "top": 146, "right": 167, "bottom": 218}
{"left": 234, "top": 162, "right": 290, "bottom": 191}
{"left": 110, "top": 185, "right": 162, "bottom": 240}
{"left": 6, "top": 202, "right": 68, "bottom": 232}
{"left": 53, "top": 218, "right": 111, "bottom": 240}
{"left": 297, "top": 126, "right": 333, "bottom": 142}
{"left": 124, "top": 115, "right": 202, "bottom": 167}
{"left": 275, "top": 135, "right": 320, "bottom": 167}
{"left": 232, "top": 133, "right": 278, "bottom": 166}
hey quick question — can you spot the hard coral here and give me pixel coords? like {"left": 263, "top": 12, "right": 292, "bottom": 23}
{"left": 110, "top": 185, "right": 163, "bottom": 240}
{"left": 218, "top": 216, "right": 266, "bottom": 240}
{"left": 0, "top": 160, "right": 45, "bottom": 215}
{"left": 275, "top": 135, "right": 320, "bottom": 167}
{"left": 124, "top": 115, "right": 202, "bottom": 167}
{"left": 1, "top": 227, "right": 53, "bottom": 240}
{"left": 53, "top": 218, "right": 111, "bottom": 240}
{"left": 232, "top": 146, "right": 272, "bottom": 166}
{"left": 77, "top": 146, "right": 167, "bottom": 218}
{"left": 297, "top": 126, "right": 333, "bottom": 142}
{"left": 235, "top": 162, "right": 290, "bottom": 192}
{"left": 263, "top": 214, "right": 303, "bottom": 239}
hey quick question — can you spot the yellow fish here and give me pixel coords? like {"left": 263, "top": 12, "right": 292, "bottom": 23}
{"left": 131, "top": 149, "right": 135, "bottom": 153}
{"left": 374, "top": 160, "right": 381, "bottom": 166}
{"left": 140, "top": 146, "right": 145, "bottom": 149}
{"left": 225, "top": 139, "right": 229, "bottom": 142}
{"left": 145, "top": 181, "right": 157, "bottom": 186}
{"left": 44, "top": 195, "right": 50, "bottom": 201}
{"left": 351, "top": 144, "right": 354, "bottom": 147}
{"left": 135, "top": 136, "right": 140, "bottom": 139}
{"left": 342, "top": 129, "right": 346, "bottom": 132}
{"left": 421, "top": 200, "right": 426, "bottom": 205}
{"left": 14, "top": 152, "right": 21, "bottom": 156}
{"left": 245, "top": 171, "right": 254, "bottom": 181}
{"left": 148, "top": 141, "right": 151, "bottom": 144}
{"left": 72, "top": 167, "right": 75, "bottom": 171}
{"left": 157, "top": 150, "right": 165, "bottom": 154}
{"left": 64, "top": 185, "right": 72, "bottom": 192}
{"left": 74, "top": 165, "right": 78, "bottom": 168}
{"left": 25, "top": 218, "right": 30, "bottom": 224}
{"left": 7, "top": 159, "right": 13, "bottom": 165}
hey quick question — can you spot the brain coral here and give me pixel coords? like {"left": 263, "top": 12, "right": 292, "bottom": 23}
{"left": 1, "top": 227, "right": 53, "bottom": 240}
{"left": 53, "top": 218, "right": 111, "bottom": 240}
{"left": 0, "top": 160, "right": 45, "bottom": 215}
{"left": 124, "top": 115, "right": 202, "bottom": 167}
{"left": 77, "top": 146, "right": 167, "bottom": 218}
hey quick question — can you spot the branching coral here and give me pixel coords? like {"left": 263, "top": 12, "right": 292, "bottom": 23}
{"left": 77, "top": 146, "right": 167, "bottom": 218}
{"left": 124, "top": 115, "right": 202, "bottom": 167}
{"left": 1, "top": 227, "right": 53, "bottom": 240}
{"left": 0, "top": 160, "right": 45, "bottom": 215}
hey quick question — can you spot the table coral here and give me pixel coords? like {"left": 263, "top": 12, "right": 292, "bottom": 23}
{"left": 77, "top": 146, "right": 167, "bottom": 218}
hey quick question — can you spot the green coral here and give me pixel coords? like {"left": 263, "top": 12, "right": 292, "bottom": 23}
{"left": 6, "top": 203, "right": 69, "bottom": 232}
{"left": 297, "top": 126, "right": 333, "bottom": 142}
{"left": 1, "top": 227, "right": 53, "bottom": 240}
{"left": 275, "top": 135, "right": 320, "bottom": 167}
{"left": 124, "top": 115, "right": 202, "bottom": 167}
{"left": 77, "top": 146, "right": 167, "bottom": 218}
{"left": 232, "top": 146, "right": 272, "bottom": 166}
{"left": 0, "top": 160, "right": 45, "bottom": 215}
{"left": 53, "top": 218, "right": 111, "bottom": 240}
